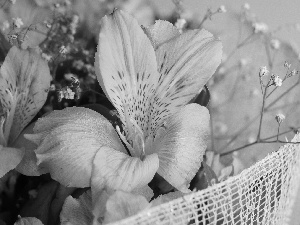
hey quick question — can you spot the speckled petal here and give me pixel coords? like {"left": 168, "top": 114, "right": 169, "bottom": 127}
{"left": 148, "top": 29, "right": 222, "bottom": 136}
{"left": 95, "top": 9, "right": 159, "bottom": 136}
{"left": 91, "top": 146, "right": 159, "bottom": 195}
{"left": 143, "top": 20, "right": 180, "bottom": 49}
{"left": 0, "top": 46, "right": 51, "bottom": 145}
{"left": 154, "top": 104, "right": 210, "bottom": 193}
{"left": 0, "top": 145, "right": 24, "bottom": 178}
{"left": 25, "top": 107, "right": 126, "bottom": 188}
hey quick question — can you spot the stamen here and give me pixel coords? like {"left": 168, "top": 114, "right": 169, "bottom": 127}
{"left": 116, "top": 125, "right": 134, "bottom": 156}
{"left": 0, "top": 116, "right": 7, "bottom": 146}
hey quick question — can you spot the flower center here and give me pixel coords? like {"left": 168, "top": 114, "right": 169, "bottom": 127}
{"left": 117, "top": 104, "right": 146, "bottom": 159}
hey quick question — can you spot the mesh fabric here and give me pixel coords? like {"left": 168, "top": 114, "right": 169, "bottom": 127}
{"left": 111, "top": 134, "right": 300, "bottom": 225}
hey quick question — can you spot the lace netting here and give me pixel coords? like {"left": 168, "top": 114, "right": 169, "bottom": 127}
{"left": 110, "top": 134, "right": 300, "bottom": 225}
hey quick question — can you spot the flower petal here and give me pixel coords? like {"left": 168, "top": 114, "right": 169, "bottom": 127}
{"left": 91, "top": 146, "right": 159, "bottom": 196}
{"left": 154, "top": 104, "right": 210, "bottom": 193}
{"left": 0, "top": 145, "right": 24, "bottom": 178}
{"left": 60, "top": 192, "right": 93, "bottom": 225}
{"left": 14, "top": 217, "right": 44, "bottom": 225}
{"left": 103, "top": 190, "right": 150, "bottom": 224}
{"left": 143, "top": 20, "right": 180, "bottom": 49}
{"left": 25, "top": 107, "right": 126, "bottom": 187}
{"left": 149, "top": 29, "right": 222, "bottom": 136}
{"left": 0, "top": 46, "right": 51, "bottom": 145}
{"left": 95, "top": 9, "right": 160, "bottom": 136}
{"left": 13, "top": 122, "right": 47, "bottom": 176}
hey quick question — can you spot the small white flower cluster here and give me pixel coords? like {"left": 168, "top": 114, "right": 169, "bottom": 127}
{"left": 259, "top": 66, "right": 269, "bottom": 77}
{"left": 175, "top": 18, "right": 186, "bottom": 33}
{"left": 59, "top": 45, "right": 68, "bottom": 54}
{"left": 271, "top": 74, "right": 283, "bottom": 87}
{"left": 253, "top": 22, "right": 268, "bottom": 33}
{"left": 12, "top": 17, "right": 24, "bottom": 29}
{"left": 58, "top": 87, "right": 75, "bottom": 102}
{"left": 243, "top": 3, "right": 250, "bottom": 10}
{"left": 41, "top": 53, "right": 52, "bottom": 62}
{"left": 218, "top": 5, "right": 226, "bottom": 13}
{"left": 70, "top": 15, "right": 79, "bottom": 35}
{"left": 275, "top": 113, "right": 285, "bottom": 124}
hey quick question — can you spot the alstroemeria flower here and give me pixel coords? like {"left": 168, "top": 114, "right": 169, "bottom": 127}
{"left": 26, "top": 10, "right": 222, "bottom": 194}
{"left": 0, "top": 46, "right": 51, "bottom": 178}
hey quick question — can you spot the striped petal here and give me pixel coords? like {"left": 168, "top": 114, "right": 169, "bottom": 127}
{"left": 25, "top": 107, "right": 126, "bottom": 187}
{"left": 148, "top": 29, "right": 222, "bottom": 136}
{"left": 154, "top": 104, "right": 210, "bottom": 193}
{"left": 0, "top": 46, "right": 51, "bottom": 145}
{"left": 91, "top": 146, "right": 159, "bottom": 195}
{"left": 95, "top": 9, "right": 159, "bottom": 138}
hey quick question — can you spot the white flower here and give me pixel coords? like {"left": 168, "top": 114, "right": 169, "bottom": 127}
{"left": 253, "top": 22, "right": 268, "bottom": 33}
{"left": 64, "top": 87, "right": 75, "bottom": 99}
{"left": 259, "top": 66, "right": 269, "bottom": 77}
{"left": 275, "top": 113, "right": 285, "bottom": 124}
{"left": 25, "top": 10, "right": 222, "bottom": 194}
{"left": 218, "top": 5, "right": 226, "bottom": 13}
{"left": 59, "top": 45, "right": 68, "bottom": 54}
{"left": 10, "top": 0, "right": 16, "bottom": 4}
{"left": 12, "top": 17, "right": 24, "bottom": 28}
{"left": 41, "top": 53, "right": 52, "bottom": 62}
{"left": 175, "top": 18, "right": 186, "bottom": 33}
{"left": 243, "top": 3, "right": 250, "bottom": 10}
{"left": 270, "top": 39, "right": 281, "bottom": 50}
{"left": 273, "top": 75, "right": 282, "bottom": 87}
{"left": 70, "top": 15, "right": 79, "bottom": 35}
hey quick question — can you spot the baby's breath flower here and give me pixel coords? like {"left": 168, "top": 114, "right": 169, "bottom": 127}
{"left": 59, "top": 45, "right": 68, "bottom": 54}
{"left": 70, "top": 15, "right": 79, "bottom": 35}
{"left": 65, "top": 87, "right": 75, "bottom": 99}
{"left": 270, "top": 39, "right": 281, "bottom": 50}
{"left": 253, "top": 22, "right": 268, "bottom": 33}
{"left": 41, "top": 53, "right": 52, "bottom": 62}
{"left": 290, "top": 69, "right": 298, "bottom": 77}
{"left": 259, "top": 66, "right": 269, "bottom": 77}
{"left": 175, "top": 18, "right": 186, "bottom": 33}
{"left": 275, "top": 113, "right": 285, "bottom": 124}
{"left": 284, "top": 61, "right": 291, "bottom": 69}
{"left": 12, "top": 17, "right": 24, "bottom": 28}
{"left": 273, "top": 75, "right": 282, "bottom": 87}
{"left": 218, "top": 5, "right": 226, "bottom": 13}
{"left": 2, "top": 21, "right": 10, "bottom": 31}
{"left": 243, "top": 3, "right": 250, "bottom": 10}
